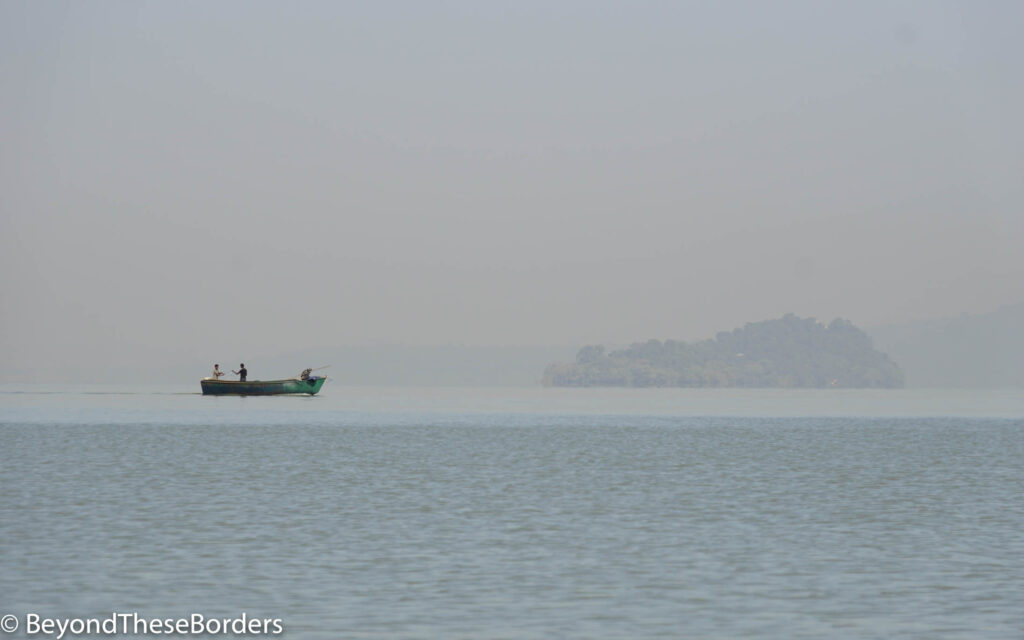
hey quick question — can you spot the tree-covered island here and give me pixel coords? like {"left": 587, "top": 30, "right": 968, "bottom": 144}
{"left": 543, "top": 314, "right": 904, "bottom": 388}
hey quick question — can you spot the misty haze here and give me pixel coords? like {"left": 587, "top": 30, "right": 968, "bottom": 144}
{"left": 2, "top": 2, "right": 1022, "bottom": 386}
{"left": 3, "top": 4, "right": 1024, "bottom": 640}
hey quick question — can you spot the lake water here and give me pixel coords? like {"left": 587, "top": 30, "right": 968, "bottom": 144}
{"left": 1, "top": 385, "right": 1022, "bottom": 639}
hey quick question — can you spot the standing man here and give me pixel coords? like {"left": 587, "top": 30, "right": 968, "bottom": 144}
{"left": 212, "top": 364, "right": 225, "bottom": 379}
{"left": 233, "top": 363, "right": 247, "bottom": 381}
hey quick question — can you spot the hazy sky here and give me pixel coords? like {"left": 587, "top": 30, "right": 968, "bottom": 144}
{"left": 2, "top": 1, "right": 1022, "bottom": 376}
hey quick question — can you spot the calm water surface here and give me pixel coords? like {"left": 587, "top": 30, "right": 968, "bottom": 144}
{"left": 1, "top": 386, "right": 1022, "bottom": 638}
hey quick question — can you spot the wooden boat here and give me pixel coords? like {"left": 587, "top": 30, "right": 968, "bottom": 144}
{"left": 200, "top": 376, "right": 327, "bottom": 396}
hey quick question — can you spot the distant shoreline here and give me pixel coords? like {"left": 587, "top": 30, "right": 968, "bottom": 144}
{"left": 543, "top": 315, "right": 904, "bottom": 389}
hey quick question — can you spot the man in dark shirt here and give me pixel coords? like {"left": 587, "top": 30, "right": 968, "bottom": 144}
{"left": 233, "top": 363, "right": 247, "bottom": 381}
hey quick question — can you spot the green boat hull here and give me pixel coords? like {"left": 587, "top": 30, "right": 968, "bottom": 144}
{"left": 200, "top": 377, "right": 327, "bottom": 396}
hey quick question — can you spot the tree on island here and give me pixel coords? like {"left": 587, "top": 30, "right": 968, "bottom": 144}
{"left": 542, "top": 314, "right": 904, "bottom": 388}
